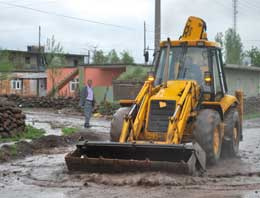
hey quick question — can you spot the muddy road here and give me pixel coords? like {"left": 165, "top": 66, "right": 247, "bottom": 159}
{"left": 1, "top": 110, "right": 260, "bottom": 198}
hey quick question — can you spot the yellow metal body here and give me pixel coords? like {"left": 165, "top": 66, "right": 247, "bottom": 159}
{"left": 119, "top": 16, "right": 243, "bottom": 146}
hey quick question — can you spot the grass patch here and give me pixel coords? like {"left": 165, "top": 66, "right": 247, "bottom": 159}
{"left": 9, "top": 144, "right": 17, "bottom": 156}
{"left": 62, "top": 127, "right": 78, "bottom": 136}
{"left": 0, "top": 125, "right": 45, "bottom": 143}
{"left": 244, "top": 112, "right": 260, "bottom": 120}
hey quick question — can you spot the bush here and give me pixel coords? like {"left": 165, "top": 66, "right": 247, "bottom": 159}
{"left": 97, "top": 101, "right": 120, "bottom": 115}
{"left": 117, "top": 66, "right": 148, "bottom": 81}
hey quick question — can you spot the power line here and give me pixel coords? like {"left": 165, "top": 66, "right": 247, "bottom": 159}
{"left": 0, "top": 1, "right": 137, "bottom": 31}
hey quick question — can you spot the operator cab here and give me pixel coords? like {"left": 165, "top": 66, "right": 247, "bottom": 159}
{"left": 154, "top": 44, "right": 227, "bottom": 101}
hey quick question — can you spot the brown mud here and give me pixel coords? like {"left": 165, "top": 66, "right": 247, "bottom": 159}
{"left": 1, "top": 110, "right": 260, "bottom": 197}
{"left": 0, "top": 130, "right": 109, "bottom": 163}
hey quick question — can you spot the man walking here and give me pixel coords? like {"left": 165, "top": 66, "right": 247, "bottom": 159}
{"left": 80, "top": 79, "right": 95, "bottom": 128}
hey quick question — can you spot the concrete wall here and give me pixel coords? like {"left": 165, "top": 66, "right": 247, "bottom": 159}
{"left": 225, "top": 65, "right": 260, "bottom": 97}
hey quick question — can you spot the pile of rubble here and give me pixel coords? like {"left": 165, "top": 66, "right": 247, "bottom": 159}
{"left": 0, "top": 94, "right": 80, "bottom": 109}
{"left": 0, "top": 98, "right": 26, "bottom": 138}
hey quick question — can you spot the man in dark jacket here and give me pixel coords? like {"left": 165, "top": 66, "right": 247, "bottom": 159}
{"left": 79, "top": 79, "right": 95, "bottom": 128}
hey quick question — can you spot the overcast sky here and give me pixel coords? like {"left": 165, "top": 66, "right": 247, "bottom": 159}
{"left": 0, "top": 0, "right": 259, "bottom": 63}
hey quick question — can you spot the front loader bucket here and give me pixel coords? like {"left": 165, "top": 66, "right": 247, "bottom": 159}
{"left": 65, "top": 141, "right": 206, "bottom": 175}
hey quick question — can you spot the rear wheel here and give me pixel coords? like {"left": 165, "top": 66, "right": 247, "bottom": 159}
{"left": 193, "top": 109, "right": 222, "bottom": 165}
{"left": 110, "top": 107, "right": 130, "bottom": 142}
{"left": 221, "top": 108, "right": 241, "bottom": 157}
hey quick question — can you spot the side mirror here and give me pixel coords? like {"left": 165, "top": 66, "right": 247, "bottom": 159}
{"left": 144, "top": 51, "right": 149, "bottom": 63}
{"left": 204, "top": 71, "right": 212, "bottom": 86}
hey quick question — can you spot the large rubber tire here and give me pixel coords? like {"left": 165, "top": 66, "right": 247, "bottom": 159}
{"left": 193, "top": 109, "right": 222, "bottom": 165}
{"left": 221, "top": 108, "right": 241, "bottom": 157}
{"left": 110, "top": 107, "right": 130, "bottom": 142}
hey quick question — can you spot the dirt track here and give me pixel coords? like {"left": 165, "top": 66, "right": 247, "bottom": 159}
{"left": 1, "top": 110, "right": 260, "bottom": 198}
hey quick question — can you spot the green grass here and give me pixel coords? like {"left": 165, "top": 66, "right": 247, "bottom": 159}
{"left": 244, "top": 112, "right": 260, "bottom": 120}
{"left": 0, "top": 125, "right": 45, "bottom": 143}
{"left": 9, "top": 144, "right": 17, "bottom": 156}
{"left": 61, "top": 127, "right": 78, "bottom": 136}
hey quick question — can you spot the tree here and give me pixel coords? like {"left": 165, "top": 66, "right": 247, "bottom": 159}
{"left": 246, "top": 47, "right": 260, "bottom": 67}
{"left": 44, "top": 35, "right": 65, "bottom": 94}
{"left": 92, "top": 50, "right": 108, "bottom": 64}
{"left": 120, "top": 50, "right": 134, "bottom": 64}
{"left": 91, "top": 49, "right": 135, "bottom": 65}
{"left": 215, "top": 32, "right": 224, "bottom": 48}
{"left": 224, "top": 28, "right": 243, "bottom": 64}
{"left": 107, "top": 49, "right": 120, "bottom": 64}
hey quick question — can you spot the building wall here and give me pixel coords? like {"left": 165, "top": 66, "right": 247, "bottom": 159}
{"left": 2, "top": 50, "right": 85, "bottom": 70}
{"left": 0, "top": 79, "right": 38, "bottom": 96}
{"left": 225, "top": 67, "right": 260, "bottom": 97}
{"left": 46, "top": 66, "right": 126, "bottom": 100}
{"left": 83, "top": 68, "right": 126, "bottom": 86}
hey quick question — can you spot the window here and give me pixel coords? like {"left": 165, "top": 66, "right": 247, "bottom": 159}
{"left": 70, "top": 78, "right": 79, "bottom": 92}
{"left": 155, "top": 47, "right": 209, "bottom": 86}
{"left": 25, "top": 57, "right": 31, "bottom": 64}
{"left": 73, "top": 59, "right": 78, "bottom": 66}
{"left": 11, "top": 79, "right": 22, "bottom": 90}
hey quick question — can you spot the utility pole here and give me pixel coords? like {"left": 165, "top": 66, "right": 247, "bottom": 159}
{"left": 154, "top": 0, "right": 161, "bottom": 52}
{"left": 37, "top": 25, "right": 41, "bottom": 96}
{"left": 144, "top": 21, "right": 147, "bottom": 65}
{"left": 233, "top": 0, "right": 238, "bottom": 33}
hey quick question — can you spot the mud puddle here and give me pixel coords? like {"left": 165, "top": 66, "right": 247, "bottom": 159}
{"left": 1, "top": 109, "right": 260, "bottom": 197}
{"left": 25, "top": 109, "right": 110, "bottom": 134}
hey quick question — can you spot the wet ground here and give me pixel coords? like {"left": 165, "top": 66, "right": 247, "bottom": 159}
{"left": 1, "top": 110, "right": 260, "bottom": 198}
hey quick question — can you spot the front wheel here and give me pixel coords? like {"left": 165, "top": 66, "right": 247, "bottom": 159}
{"left": 193, "top": 109, "right": 222, "bottom": 165}
{"left": 222, "top": 108, "right": 241, "bottom": 157}
{"left": 110, "top": 107, "right": 130, "bottom": 142}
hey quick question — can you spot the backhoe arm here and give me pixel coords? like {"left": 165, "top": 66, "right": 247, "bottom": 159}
{"left": 166, "top": 81, "right": 198, "bottom": 144}
{"left": 119, "top": 81, "right": 152, "bottom": 143}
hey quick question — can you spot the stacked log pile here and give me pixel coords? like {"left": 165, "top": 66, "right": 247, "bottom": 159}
{"left": 0, "top": 95, "right": 80, "bottom": 109}
{"left": 0, "top": 99, "right": 26, "bottom": 138}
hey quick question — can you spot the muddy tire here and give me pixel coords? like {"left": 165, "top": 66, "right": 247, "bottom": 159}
{"left": 110, "top": 107, "right": 130, "bottom": 142}
{"left": 193, "top": 109, "right": 222, "bottom": 165}
{"left": 221, "top": 108, "right": 241, "bottom": 157}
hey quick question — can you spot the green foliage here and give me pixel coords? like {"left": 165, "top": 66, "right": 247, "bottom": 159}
{"left": 92, "top": 50, "right": 108, "bottom": 64}
{"left": 117, "top": 66, "right": 149, "bottom": 81}
{"left": 61, "top": 127, "right": 78, "bottom": 136}
{"left": 45, "top": 35, "right": 65, "bottom": 68}
{"left": 120, "top": 50, "right": 134, "bottom": 64}
{"left": 45, "top": 35, "right": 65, "bottom": 95}
{"left": 92, "top": 49, "right": 135, "bottom": 64}
{"left": 246, "top": 47, "right": 260, "bottom": 67}
{"left": 107, "top": 49, "right": 120, "bottom": 64}
{"left": 224, "top": 28, "right": 243, "bottom": 64}
{"left": 9, "top": 144, "right": 17, "bottom": 156}
{"left": 0, "top": 125, "right": 45, "bottom": 143}
{"left": 215, "top": 32, "right": 224, "bottom": 48}
{"left": 98, "top": 101, "right": 120, "bottom": 115}
{"left": 0, "top": 51, "right": 14, "bottom": 80}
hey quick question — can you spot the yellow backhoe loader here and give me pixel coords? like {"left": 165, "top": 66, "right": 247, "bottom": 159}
{"left": 65, "top": 16, "right": 243, "bottom": 175}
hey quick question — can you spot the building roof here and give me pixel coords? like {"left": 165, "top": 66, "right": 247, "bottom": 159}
{"left": 225, "top": 64, "right": 260, "bottom": 72}
{"left": 1, "top": 49, "right": 85, "bottom": 57}
{"left": 59, "top": 64, "right": 127, "bottom": 69}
